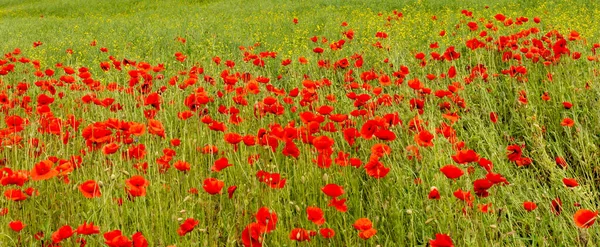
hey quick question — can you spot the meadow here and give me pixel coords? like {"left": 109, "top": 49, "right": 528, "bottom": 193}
{"left": 1, "top": 0, "right": 600, "bottom": 246}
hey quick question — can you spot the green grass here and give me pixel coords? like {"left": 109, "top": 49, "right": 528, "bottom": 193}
{"left": 1, "top": 0, "right": 600, "bottom": 246}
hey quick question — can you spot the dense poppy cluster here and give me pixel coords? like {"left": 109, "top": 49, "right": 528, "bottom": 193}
{"left": 0, "top": 4, "right": 599, "bottom": 246}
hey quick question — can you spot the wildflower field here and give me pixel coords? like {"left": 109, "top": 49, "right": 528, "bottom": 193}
{"left": 1, "top": 0, "right": 600, "bottom": 246}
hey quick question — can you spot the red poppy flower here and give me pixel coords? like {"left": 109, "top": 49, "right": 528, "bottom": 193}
{"left": 415, "top": 130, "right": 434, "bottom": 147}
{"left": 358, "top": 228, "right": 377, "bottom": 240}
{"left": 37, "top": 94, "right": 54, "bottom": 105}
{"left": 551, "top": 197, "right": 563, "bottom": 216}
{"left": 328, "top": 197, "right": 348, "bottom": 212}
{"left": 148, "top": 119, "right": 166, "bottom": 138}
{"left": 256, "top": 170, "right": 286, "bottom": 189}
{"left": 178, "top": 111, "right": 194, "bottom": 120}
{"left": 312, "top": 135, "right": 334, "bottom": 152}
{"left": 319, "top": 228, "right": 335, "bottom": 238}
{"left": 203, "top": 178, "right": 224, "bottom": 195}
{"left": 126, "top": 122, "right": 146, "bottom": 136}
{"left": 486, "top": 172, "right": 509, "bottom": 185}
{"left": 515, "top": 157, "right": 532, "bottom": 167}
{"left": 224, "top": 133, "right": 243, "bottom": 145}
{"left": 428, "top": 187, "right": 441, "bottom": 200}
{"left": 447, "top": 65, "right": 457, "bottom": 78}
{"left": 477, "top": 158, "right": 493, "bottom": 172}
{"left": 174, "top": 161, "right": 191, "bottom": 172}
{"left": 24, "top": 187, "right": 38, "bottom": 197}
{"left": 313, "top": 154, "right": 332, "bottom": 168}
{"left": 430, "top": 233, "right": 454, "bottom": 247}
{"left": 103, "top": 230, "right": 132, "bottom": 247}
{"left": 79, "top": 180, "right": 101, "bottom": 198}
{"left": 322, "top": 184, "right": 344, "bottom": 198}
{"left": 4, "top": 189, "right": 28, "bottom": 201}
{"left": 143, "top": 92, "right": 161, "bottom": 109}
{"left": 489, "top": 112, "right": 498, "bottom": 123}
{"left": 211, "top": 157, "right": 232, "bottom": 172}
{"left": 451, "top": 149, "right": 480, "bottom": 164}
{"left": 316, "top": 105, "right": 334, "bottom": 115}
{"left": 9, "top": 220, "right": 25, "bottom": 232}
{"left": 1, "top": 169, "right": 28, "bottom": 187}
{"left": 170, "top": 138, "right": 181, "bottom": 147}
{"left": 255, "top": 207, "right": 278, "bottom": 233}
{"left": 306, "top": 206, "right": 325, "bottom": 225}
{"left": 562, "top": 178, "right": 578, "bottom": 188}
{"left": 473, "top": 178, "right": 493, "bottom": 197}
{"left": 125, "top": 175, "right": 149, "bottom": 198}
{"left": 227, "top": 185, "right": 237, "bottom": 199}
{"left": 523, "top": 201, "right": 537, "bottom": 211}
{"left": 334, "top": 151, "right": 350, "bottom": 166}
{"left": 561, "top": 118, "right": 574, "bottom": 127}
{"left": 353, "top": 218, "right": 373, "bottom": 231}
{"left": 31, "top": 159, "right": 58, "bottom": 181}
{"left": 541, "top": 92, "right": 551, "bottom": 101}
{"left": 132, "top": 232, "right": 149, "bottom": 247}
{"left": 177, "top": 218, "right": 199, "bottom": 236}
{"left": 574, "top": 209, "right": 598, "bottom": 228}
{"left": 364, "top": 160, "right": 390, "bottom": 179}
{"left": 33, "top": 231, "right": 44, "bottom": 240}
{"left": 360, "top": 120, "right": 380, "bottom": 139}
{"left": 102, "top": 142, "right": 120, "bottom": 155}
{"left": 453, "top": 189, "right": 474, "bottom": 205}
{"left": 370, "top": 143, "right": 391, "bottom": 158}
{"left": 343, "top": 128, "right": 360, "bottom": 146}
{"left": 506, "top": 145, "right": 522, "bottom": 161}
{"left": 555, "top": 156, "right": 568, "bottom": 168}
{"left": 123, "top": 144, "right": 147, "bottom": 160}
{"left": 5, "top": 115, "right": 25, "bottom": 131}
{"left": 476, "top": 203, "right": 492, "bottom": 213}
{"left": 76, "top": 222, "right": 100, "bottom": 235}
{"left": 52, "top": 225, "right": 74, "bottom": 243}
{"left": 299, "top": 57, "right": 308, "bottom": 64}
{"left": 282, "top": 140, "right": 300, "bottom": 158}
{"left": 201, "top": 145, "right": 219, "bottom": 155}
{"left": 374, "top": 129, "right": 396, "bottom": 141}
{"left": 440, "top": 165, "right": 464, "bottom": 179}
{"left": 289, "top": 228, "right": 313, "bottom": 242}
{"left": 241, "top": 223, "right": 264, "bottom": 247}
{"left": 243, "top": 135, "right": 256, "bottom": 146}
{"left": 404, "top": 145, "right": 421, "bottom": 161}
